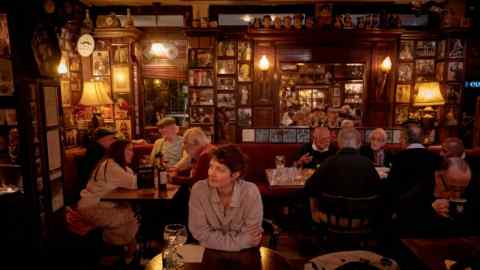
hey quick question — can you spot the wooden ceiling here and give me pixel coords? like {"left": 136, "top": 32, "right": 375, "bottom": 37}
{"left": 81, "top": 0, "right": 409, "bottom": 6}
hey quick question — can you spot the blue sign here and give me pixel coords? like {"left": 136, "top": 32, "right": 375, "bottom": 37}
{"left": 465, "top": 81, "right": 480, "bottom": 88}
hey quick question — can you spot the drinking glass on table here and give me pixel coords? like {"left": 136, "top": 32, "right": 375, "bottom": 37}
{"left": 163, "top": 224, "right": 188, "bottom": 267}
{"left": 275, "top": 155, "right": 285, "bottom": 169}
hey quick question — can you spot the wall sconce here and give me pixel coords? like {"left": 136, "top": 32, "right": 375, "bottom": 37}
{"left": 57, "top": 57, "right": 68, "bottom": 75}
{"left": 258, "top": 55, "right": 270, "bottom": 102}
{"left": 150, "top": 42, "right": 166, "bottom": 56}
{"left": 376, "top": 56, "right": 392, "bottom": 99}
{"left": 259, "top": 55, "right": 270, "bottom": 71}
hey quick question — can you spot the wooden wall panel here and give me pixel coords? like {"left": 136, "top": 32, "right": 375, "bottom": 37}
{"left": 253, "top": 107, "right": 274, "bottom": 127}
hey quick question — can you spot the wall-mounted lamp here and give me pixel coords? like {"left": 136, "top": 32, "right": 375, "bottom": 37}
{"left": 150, "top": 42, "right": 166, "bottom": 56}
{"left": 259, "top": 55, "right": 270, "bottom": 71}
{"left": 57, "top": 57, "right": 68, "bottom": 75}
{"left": 376, "top": 56, "right": 392, "bottom": 99}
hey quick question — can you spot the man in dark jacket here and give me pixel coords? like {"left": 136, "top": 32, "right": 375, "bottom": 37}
{"left": 306, "top": 128, "right": 382, "bottom": 224}
{"left": 295, "top": 126, "right": 337, "bottom": 169}
{"left": 387, "top": 124, "right": 441, "bottom": 236}
{"left": 76, "top": 127, "right": 116, "bottom": 202}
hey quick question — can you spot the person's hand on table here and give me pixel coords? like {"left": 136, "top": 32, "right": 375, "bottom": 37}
{"left": 432, "top": 199, "right": 450, "bottom": 218}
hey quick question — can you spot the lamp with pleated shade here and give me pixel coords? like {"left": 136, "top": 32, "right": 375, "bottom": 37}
{"left": 79, "top": 80, "right": 113, "bottom": 129}
{"left": 413, "top": 82, "right": 445, "bottom": 106}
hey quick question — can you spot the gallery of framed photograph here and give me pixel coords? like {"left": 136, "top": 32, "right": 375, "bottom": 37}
{"left": 447, "top": 62, "right": 464, "bottom": 81}
{"left": 92, "top": 50, "right": 110, "bottom": 76}
{"left": 416, "top": 40, "right": 436, "bottom": 58}
{"left": 188, "top": 69, "right": 214, "bottom": 87}
{"left": 190, "top": 88, "right": 214, "bottom": 106}
{"left": 345, "top": 63, "right": 364, "bottom": 79}
{"left": 116, "top": 120, "right": 132, "bottom": 140}
{"left": 395, "top": 84, "right": 411, "bottom": 103}
{"left": 217, "top": 41, "right": 236, "bottom": 57}
{"left": 399, "top": 41, "right": 414, "bottom": 61}
{"left": 217, "top": 60, "right": 236, "bottom": 75}
{"left": 189, "top": 48, "right": 213, "bottom": 68}
{"left": 415, "top": 59, "right": 435, "bottom": 76}
{"left": 114, "top": 93, "right": 130, "bottom": 119}
{"left": 238, "top": 41, "right": 252, "bottom": 61}
{"left": 69, "top": 54, "right": 81, "bottom": 72}
{"left": 398, "top": 63, "right": 413, "bottom": 82}
{"left": 217, "top": 77, "right": 235, "bottom": 91}
{"left": 112, "top": 65, "right": 130, "bottom": 93}
{"left": 238, "top": 84, "right": 251, "bottom": 106}
{"left": 190, "top": 107, "right": 214, "bottom": 125}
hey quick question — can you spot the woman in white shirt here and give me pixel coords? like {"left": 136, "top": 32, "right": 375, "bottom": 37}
{"left": 189, "top": 145, "right": 263, "bottom": 251}
{"left": 78, "top": 139, "right": 138, "bottom": 264}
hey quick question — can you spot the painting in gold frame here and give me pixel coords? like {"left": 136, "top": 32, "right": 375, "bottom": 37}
{"left": 112, "top": 65, "right": 130, "bottom": 93}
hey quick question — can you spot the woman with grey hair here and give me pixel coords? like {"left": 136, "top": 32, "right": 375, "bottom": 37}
{"left": 360, "top": 128, "right": 393, "bottom": 167}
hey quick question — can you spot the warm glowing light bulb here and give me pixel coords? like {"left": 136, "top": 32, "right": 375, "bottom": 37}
{"left": 57, "top": 62, "right": 68, "bottom": 74}
{"left": 380, "top": 56, "right": 392, "bottom": 73}
{"left": 259, "top": 55, "right": 270, "bottom": 71}
{"left": 241, "top": 14, "right": 252, "bottom": 23}
{"left": 151, "top": 42, "right": 166, "bottom": 56}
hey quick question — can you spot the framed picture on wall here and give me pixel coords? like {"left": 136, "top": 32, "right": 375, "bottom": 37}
{"left": 238, "top": 84, "right": 251, "bottom": 106}
{"left": 92, "top": 50, "right": 110, "bottom": 76}
{"left": 190, "top": 88, "right": 214, "bottom": 106}
{"left": 447, "top": 62, "right": 464, "bottom": 81}
{"left": 190, "top": 107, "right": 214, "bottom": 125}
{"left": 217, "top": 77, "right": 235, "bottom": 90}
{"left": 394, "top": 106, "right": 409, "bottom": 125}
{"left": 60, "top": 80, "right": 71, "bottom": 106}
{"left": 112, "top": 45, "right": 129, "bottom": 64}
{"left": 116, "top": 120, "right": 131, "bottom": 140}
{"left": 398, "top": 63, "right": 413, "bottom": 82}
{"left": 416, "top": 40, "right": 436, "bottom": 57}
{"left": 217, "top": 60, "right": 236, "bottom": 75}
{"left": 415, "top": 59, "right": 435, "bottom": 76}
{"left": 448, "top": 39, "right": 465, "bottom": 59}
{"left": 238, "top": 108, "right": 252, "bottom": 127}
{"left": 238, "top": 41, "right": 252, "bottom": 61}
{"left": 217, "top": 41, "right": 236, "bottom": 57}
{"left": 238, "top": 64, "right": 252, "bottom": 82}
{"left": 0, "top": 14, "right": 11, "bottom": 58}
{"left": 217, "top": 93, "right": 235, "bottom": 108}
{"left": 112, "top": 65, "right": 130, "bottom": 93}
{"left": 114, "top": 92, "right": 130, "bottom": 119}
{"left": 189, "top": 69, "right": 214, "bottom": 87}
{"left": 396, "top": 84, "right": 411, "bottom": 103}
{"left": 446, "top": 84, "right": 462, "bottom": 104}
{"left": 69, "top": 54, "right": 81, "bottom": 72}
{"left": 189, "top": 48, "right": 213, "bottom": 68}
{"left": 399, "top": 41, "right": 414, "bottom": 61}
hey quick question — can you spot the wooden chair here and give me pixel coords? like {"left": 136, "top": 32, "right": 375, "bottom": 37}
{"left": 318, "top": 193, "right": 382, "bottom": 250}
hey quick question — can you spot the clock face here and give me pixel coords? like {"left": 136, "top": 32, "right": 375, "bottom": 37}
{"left": 76, "top": 34, "right": 95, "bottom": 57}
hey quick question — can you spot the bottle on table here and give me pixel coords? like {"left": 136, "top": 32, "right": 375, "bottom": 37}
{"left": 154, "top": 152, "right": 168, "bottom": 192}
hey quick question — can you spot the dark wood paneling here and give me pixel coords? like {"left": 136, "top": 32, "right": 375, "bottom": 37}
{"left": 253, "top": 107, "right": 274, "bottom": 127}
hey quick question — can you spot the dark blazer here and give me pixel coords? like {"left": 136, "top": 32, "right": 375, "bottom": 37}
{"left": 295, "top": 143, "right": 337, "bottom": 169}
{"left": 305, "top": 148, "right": 382, "bottom": 199}
{"left": 359, "top": 144, "right": 394, "bottom": 167}
{"left": 387, "top": 147, "right": 442, "bottom": 235}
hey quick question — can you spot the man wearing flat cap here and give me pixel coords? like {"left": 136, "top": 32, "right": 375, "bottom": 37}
{"left": 149, "top": 117, "right": 189, "bottom": 169}
{"left": 76, "top": 127, "right": 117, "bottom": 202}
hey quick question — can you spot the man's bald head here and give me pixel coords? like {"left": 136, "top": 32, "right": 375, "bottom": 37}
{"left": 441, "top": 137, "right": 465, "bottom": 158}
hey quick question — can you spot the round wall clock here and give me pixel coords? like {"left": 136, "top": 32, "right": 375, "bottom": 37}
{"left": 76, "top": 34, "right": 95, "bottom": 57}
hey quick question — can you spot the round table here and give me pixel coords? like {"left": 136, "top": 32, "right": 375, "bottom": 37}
{"left": 146, "top": 246, "right": 292, "bottom": 270}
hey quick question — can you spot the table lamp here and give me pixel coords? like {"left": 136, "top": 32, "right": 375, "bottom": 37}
{"left": 79, "top": 80, "right": 113, "bottom": 129}
{"left": 413, "top": 82, "right": 445, "bottom": 118}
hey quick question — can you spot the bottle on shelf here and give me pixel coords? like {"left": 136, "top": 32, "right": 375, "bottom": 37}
{"left": 154, "top": 152, "right": 168, "bottom": 192}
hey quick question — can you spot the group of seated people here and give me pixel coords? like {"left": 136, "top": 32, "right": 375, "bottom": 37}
{"left": 72, "top": 117, "right": 479, "bottom": 266}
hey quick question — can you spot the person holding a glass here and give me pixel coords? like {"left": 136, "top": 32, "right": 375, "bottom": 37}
{"left": 294, "top": 126, "right": 336, "bottom": 169}
{"left": 430, "top": 157, "right": 475, "bottom": 236}
{"left": 188, "top": 144, "right": 263, "bottom": 251}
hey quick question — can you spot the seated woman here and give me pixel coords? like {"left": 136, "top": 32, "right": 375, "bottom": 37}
{"left": 360, "top": 128, "right": 393, "bottom": 167}
{"left": 168, "top": 127, "right": 216, "bottom": 186}
{"left": 77, "top": 140, "right": 139, "bottom": 264}
{"left": 188, "top": 145, "right": 263, "bottom": 251}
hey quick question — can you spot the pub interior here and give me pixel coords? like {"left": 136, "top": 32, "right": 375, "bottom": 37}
{"left": 1, "top": 0, "right": 480, "bottom": 269}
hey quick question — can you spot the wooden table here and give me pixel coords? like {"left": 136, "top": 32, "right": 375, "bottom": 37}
{"left": 147, "top": 246, "right": 292, "bottom": 270}
{"left": 401, "top": 236, "right": 480, "bottom": 270}
{"left": 266, "top": 168, "right": 315, "bottom": 190}
{"left": 101, "top": 184, "right": 180, "bottom": 201}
